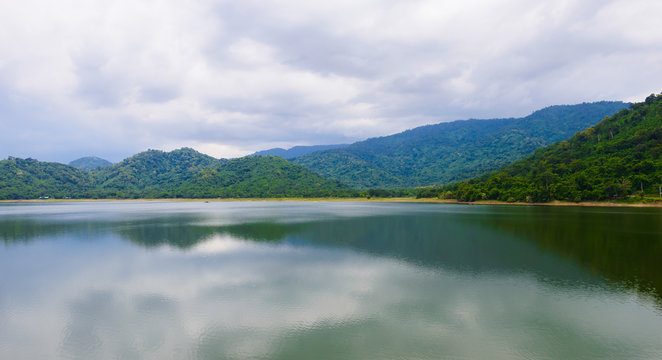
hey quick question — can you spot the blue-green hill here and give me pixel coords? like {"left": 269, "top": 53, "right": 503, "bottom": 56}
{"left": 68, "top": 156, "right": 113, "bottom": 170}
{"left": 293, "top": 102, "right": 629, "bottom": 189}
{"left": 252, "top": 144, "right": 348, "bottom": 159}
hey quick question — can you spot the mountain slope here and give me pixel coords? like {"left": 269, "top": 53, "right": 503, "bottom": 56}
{"left": 69, "top": 156, "right": 112, "bottom": 170}
{"left": 252, "top": 144, "right": 349, "bottom": 159}
{"left": 0, "top": 157, "right": 95, "bottom": 199}
{"left": 0, "top": 149, "right": 357, "bottom": 199}
{"left": 93, "top": 147, "right": 221, "bottom": 196}
{"left": 176, "top": 156, "right": 356, "bottom": 198}
{"left": 294, "top": 101, "right": 629, "bottom": 189}
{"left": 433, "top": 94, "right": 662, "bottom": 202}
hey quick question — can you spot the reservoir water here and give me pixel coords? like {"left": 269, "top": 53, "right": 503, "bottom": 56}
{"left": 1, "top": 201, "right": 661, "bottom": 359}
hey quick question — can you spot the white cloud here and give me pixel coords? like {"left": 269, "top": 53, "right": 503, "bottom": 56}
{"left": 1, "top": 0, "right": 661, "bottom": 161}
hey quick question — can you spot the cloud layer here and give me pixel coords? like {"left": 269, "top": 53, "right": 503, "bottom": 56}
{"left": 2, "top": 0, "right": 662, "bottom": 162}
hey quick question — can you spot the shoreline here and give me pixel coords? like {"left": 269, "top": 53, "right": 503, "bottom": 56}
{"left": 1, "top": 197, "right": 661, "bottom": 208}
{"left": 408, "top": 198, "right": 662, "bottom": 207}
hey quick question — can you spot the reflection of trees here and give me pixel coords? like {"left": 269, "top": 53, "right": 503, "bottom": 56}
{"left": 0, "top": 216, "right": 300, "bottom": 248}
{"left": 473, "top": 206, "right": 662, "bottom": 304}
{"left": 116, "top": 213, "right": 606, "bottom": 288}
{"left": 118, "top": 214, "right": 590, "bottom": 282}
{"left": 118, "top": 217, "right": 303, "bottom": 248}
{"left": 2, "top": 206, "right": 661, "bottom": 306}
{"left": 295, "top": 215, "right": 594, "bottom": 282}
{"left": 117, "top": 217, "right": 218, "bottom": 248}
{"left": 0, "top": 219, "right": 109, "bottom": 243}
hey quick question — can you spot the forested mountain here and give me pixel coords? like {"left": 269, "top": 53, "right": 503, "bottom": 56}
{"left": 426, "top": 94, "right": 662, "bottom": 202}
{"left": 92, "top": 148, "right": 222, "bottom": 196}
{"left": 176, "top": 156, "right": 355, "bottom": 198}
{"left": 0, "top": 149, "right": 357, "bottom": 199}
{"left": 293, "top": 101, "right": 629, "bottom": 189}
{"left": 68, "top": 156, "right": 112, "bottom": 170}
{"left": 0, "top": 157, "right": 95, "bottom": 199}
{"left": 252, "top": 144, "right": 348, "bottom": 159}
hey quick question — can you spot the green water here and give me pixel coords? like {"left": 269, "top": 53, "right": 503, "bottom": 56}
{"left": 1, "top": 201, "right": 661, "bottom": 359}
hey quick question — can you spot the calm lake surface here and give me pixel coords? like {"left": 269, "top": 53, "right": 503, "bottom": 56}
{"left": 1, "top": 201, "right": 661, "bottom": 359}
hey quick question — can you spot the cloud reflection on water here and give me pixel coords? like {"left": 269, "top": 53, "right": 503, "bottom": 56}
{"left": 0, "top": 201, "right": 661, "bottom": 359}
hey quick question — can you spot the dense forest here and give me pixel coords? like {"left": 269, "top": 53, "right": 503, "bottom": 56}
{"left": 293, "top": 102, "right": 629, "bottom": 189}
{"left": 93, "top": 148, "right": 221, "bottom": 197}
{"left": 419, "top": 94, "right": 662, "bottom": 203}
{"left": 0, "top": 157, "right": 96, "bottom": 199}
{"left": 0, "top": 148, "right": 358, "bottom": 199}
{"left": 168, "top": 155, "right": 355, "bottom": 198}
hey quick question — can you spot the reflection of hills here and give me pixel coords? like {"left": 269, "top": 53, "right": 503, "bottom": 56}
{"left": 475, "top": 206, "right": 662, "bottom": 303}
{"left": 0, "top": 216, "right": 300, "bottom": 247}
{"left": 2, "top": 206, "right": 661, "bottom": 305}
{"left": 119, "top": 217, "right": 303, "bottom": 248}
{"left": 0, "top": 219, "right": 108, "bottom": 242}
{"left": 118, "top": 214, "right": 614, "bottom": 289}
{"left": 117, "top": 217, "right": 218, "bottom": 248}
{"left": 296, "top": 215, "right": 595, "bottom": 280}
{"left": 299, "top": 209, "right": 662, "bottom": 304}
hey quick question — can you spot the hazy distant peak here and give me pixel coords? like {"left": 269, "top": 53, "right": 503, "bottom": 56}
{"left": 251, "top": 144, "right": 349, "bottom": 159}
{"left": 68, "top": 156, "right": 112, "bottom": 171}
{"left": 293, "top": 101, "right": 630, "bottom": 189}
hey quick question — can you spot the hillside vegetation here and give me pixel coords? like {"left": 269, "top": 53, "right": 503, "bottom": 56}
{"left": 0, "top": 157, "right": 95, "bottom": 199}
{"left": 0, "top": 149, "right": 357, "bottom": 199}
{"left": 93, "top": 148, "right": 221, "bottom": 197}
{"left": 294, "top": 102, "right": 629, "bottom": 189}
{"left": 176, "top": 156, "right": 353, "bottom": 198}
{"left": 423, "top": 94, "right": 662, "bottom": 203}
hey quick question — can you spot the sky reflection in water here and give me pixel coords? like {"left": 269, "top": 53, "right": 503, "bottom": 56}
{"left": 1, "top": 201, "right": 661, "bottom": 359}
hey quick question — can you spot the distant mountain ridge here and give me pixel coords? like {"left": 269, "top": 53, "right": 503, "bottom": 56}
{"left": 293, "top": 101, "right": 630, "bottom": 189}
{"left": 69, "top": 156, "right": 112, "bottom": 170}
{"left": 252, "top": 144, "right": 349, "bottom": 159}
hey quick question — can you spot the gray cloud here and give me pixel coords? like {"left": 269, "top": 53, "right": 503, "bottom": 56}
{"left": 1, "top": 0, "right": 661, "bottom": 162}
{"left": 74, "top": 57, "right": 124, "bottom": 108}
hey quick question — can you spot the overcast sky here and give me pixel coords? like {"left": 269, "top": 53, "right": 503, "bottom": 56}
{"left": 2, "top": 0, "right": 662, "bottom": 162}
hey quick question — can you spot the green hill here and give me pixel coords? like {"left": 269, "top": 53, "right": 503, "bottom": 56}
{"left": 428, "top": 94, "right": 662, "bottom": 203}
{"left": 0, "top": 149, "right": 357, "bottom": 199}
{"left": 175, "top": 156, "right": 356, "bottom": 198}
{"left": 92, "top": 147, "right": 222, "bottom": 197}
{"left": 293, "top": 102, "right": 629, "bottom": 189}
{"left": 0, "top": 157, "right": 95, "bottom": 199}
{"left": 68, "top": 156, "right": 113, "bottom": 170}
